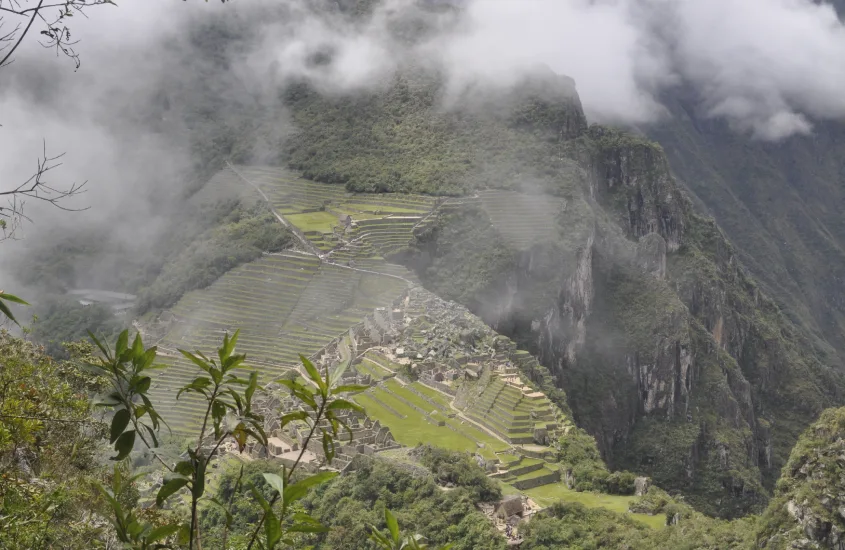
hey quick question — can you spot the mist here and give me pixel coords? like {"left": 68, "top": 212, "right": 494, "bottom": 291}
{"left": 3, "top": 0, "right": 845, "bottom": 292}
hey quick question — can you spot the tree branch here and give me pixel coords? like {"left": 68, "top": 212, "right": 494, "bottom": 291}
{"left": 0, "top": 0, "right": 42, "bottom": 67}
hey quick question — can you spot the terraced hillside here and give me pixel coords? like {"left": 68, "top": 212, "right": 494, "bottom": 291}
{"left": 149, "top": 252, "right": 408, "bottom": 432}
{"left": 466, "top": 375, "right": 558, "bottom": 445}
{"left": 231, "top": 165, "right": 438, "bottom": 259}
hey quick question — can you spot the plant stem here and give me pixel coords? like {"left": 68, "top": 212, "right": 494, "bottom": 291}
{"left": 245, "top": 397, "right": 327, "bottom": 550}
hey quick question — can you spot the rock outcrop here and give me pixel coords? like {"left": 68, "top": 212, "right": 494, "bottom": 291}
{"left": 757, "top": 407, "right": 845, "bottom": 549}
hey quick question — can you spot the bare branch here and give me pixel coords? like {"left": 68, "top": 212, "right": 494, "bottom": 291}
{"left": 0, "top": 0, "right": 114, "bottom": 69}
{"left": 0, "top": 142, "right": 88, "bottom": 242}
{"left": 0, "top": 0, "right": 42, "bottom": 67}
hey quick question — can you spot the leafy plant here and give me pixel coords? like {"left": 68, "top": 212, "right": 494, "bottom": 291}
{"left": 0, "top": 290, "right": 28, "bottom": 325}
{"left": 369, "top": 508, "right": 453, "bottom": 550}
{"left": 85, "top": 327, "right": 430, "bottom": 550}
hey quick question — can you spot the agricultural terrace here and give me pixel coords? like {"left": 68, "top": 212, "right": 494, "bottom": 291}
{"left": 149, "top": 252, "right": 408, "bottom": 433}
{"left": 232, "top": 165, "right": 438, "bottom": 259}
{"left": 149, "top": 167, "right": 661, "bottom": 528}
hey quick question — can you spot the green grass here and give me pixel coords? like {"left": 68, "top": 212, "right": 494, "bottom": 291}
{"left": 340, "top": 203, "right": 428, "bottom": 214}
{"left": 360, "top": 358, "right": 393, "bottom": 379}
{"left": 286, "top": 211, "right": 342, "bottom": 233}
{"left": 378, "top": 379, "right": 509, "bottom": 454}
{"left": 354, "top": 391, "right": 483, "bottom": 455}
{"left": 514, "top": 465, "right": 557, "bottom": 482}
{"left": 411, "top": 382, "right": 453, "bottom": 408}
{"left": 524, "top": 483, "right": 666, "bottom": 529}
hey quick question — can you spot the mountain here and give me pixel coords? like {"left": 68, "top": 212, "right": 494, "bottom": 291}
{"left": 269, "top": 62, "right": 845, "bottom": 516}
{"left": 648, "top": 94, "right": 845, "bottom": 362}
{"left": 14, "top": 0, "right": 845, "bottom": 523}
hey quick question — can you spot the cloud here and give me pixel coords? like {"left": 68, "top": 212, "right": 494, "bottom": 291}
{"left": 4, "top": 0, "right": 845, "bottom": 241}
{"left": 242, "top": 0, "right": 845, "bottom": 139}
{"left": 433, "top": 0, "right": 845, "bottom": 138}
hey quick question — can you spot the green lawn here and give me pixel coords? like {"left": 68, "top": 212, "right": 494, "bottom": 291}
{"left": 360, "top": 358, "right": 394, "bottom": 379}
{"left": 340, "top": 203, "right": 429, "bottom": 214}
{"left": 411, "top": 382, "right": 453, "bottom": 409}
{"left": 354, "top": 391, "right": 482, "bottom": 454}
{"left": 287, "top": 211, "right": 342, "bottom": 233}
{"left": 524, "top": 483, "right": 666, "bottom": 529}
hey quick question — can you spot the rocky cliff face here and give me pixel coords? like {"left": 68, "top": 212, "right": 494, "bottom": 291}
{"left": 407, "top": 119, "right": 843, "bottom": 517}
{"left": 757, "top": 407, "right": 845, "bottom": 549}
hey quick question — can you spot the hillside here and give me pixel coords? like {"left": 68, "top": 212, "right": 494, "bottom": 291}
{"left": 648, "top": 96, "right": 845, "bottom": 363}
{"left": 8, "top": 0, "right": 845, "bottom": 533}
{"left": 756, "top": 406, "right": 845, "bottom": 548}
{"left": 256, "top": 64, "right": 842, "bottom": 516}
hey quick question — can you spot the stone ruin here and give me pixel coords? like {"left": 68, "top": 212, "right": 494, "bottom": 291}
{"left": 248, "top": 383, "right": 400, "bottom": 472}
{"left": 479, "top": 494, "right": 542, "bottom": 546}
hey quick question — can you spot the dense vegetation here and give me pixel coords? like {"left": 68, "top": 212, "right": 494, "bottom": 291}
{"left": 0, "top": 333, "right": 109, "bottom": 547}
{"left": 30, "top": 297, "right": 126, "bottom": 358}
{"left": 650, "top": 95, "right": 845, "bottom": 363}
{"left": 133, "top": 200, "right": 292, "bottom": 314}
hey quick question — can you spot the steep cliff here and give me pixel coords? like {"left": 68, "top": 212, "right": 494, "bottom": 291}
{"left": 400, "top": 117, "right": 844, "bottom": 517}
{"left": 757, "top": 406, "right": 845, "bottom": 548}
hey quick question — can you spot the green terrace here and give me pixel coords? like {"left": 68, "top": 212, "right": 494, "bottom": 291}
{"left": 229, "top": 165, "right": 437, "bottom": 260}
{"left": 465, "top": 377, "right": 558, "bottom": 445}
{"left": 353, "top": 378, "right": 509, "bottom": 461}
{"left": 149, "top": 252, "right": 410, "bottom": 433}
{"left": 478, "top": 190, "right": 565, "bottom": 249}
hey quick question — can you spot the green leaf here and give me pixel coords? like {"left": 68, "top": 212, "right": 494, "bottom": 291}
{"left": 178, "top": 349, "right": 213, "bottom": 376}
{"left": 300, "top": 355, "right": 327, "bottom": 395}
{"left": 327, "top": 398, "right": 364, "bottom": 414}
{"left": 115, "top": 330, "right": 129, "bottom": 358}
{"left": 193, "top": 455, "right": 207, "bottom": 499}
{"left": 142, "top": 422, "right": 160, "bottom": 448}
{"left": 280, "top": 410, "right": 309, "bottom": 428}
{"left": 131, "top": 333, "right": 144, "bottom": 359}
{"left": 262, "top": 473, "right": 285, "bottom": 498}
{"left": 135, "top": 376, "right": 151, "bottom": 394}
{"left": 174, "top": 461, "right": 194, "bottom": 477}
{"left": 112, "top": 429, "right": 136, "bottom": 461}
{"left": 228, "top": 329, "right": 240, "bottom": 354}
{"left": 212, "top": 400, "right": 227, "bottom": 425}
{"left": 245, "top": 370, "right": 258, "bottom": 404}
{"left": 0, "top": 298, "right": 19, "bottom": 325}
{"left": 369, "top": 527, "right": 392, "bottom": 548}
{"left": 110, "top": 409, "right": 131, "bottom": 444}
{"left": 0, "top": 291, "right": 28, "bottom": 305}
{"left": 265, "top": 510, "right": 282, "bottom": 549}
{"left": 385, "top": 508, "right": 400, "bottom": 544}
{"left": 156, "top": 477, "right": 189, "bottom": 506}
{"left": 87, "top": 330, "right": 111, "bottom": 359}
{"left": 177, "top": 524, "right": 191, "bottom": 545}
{"left": 322, "top": 430, "right": 334, "bottom": 463}
{"left": 146, "top": 524, "right": 180, "bottom": 543}
{"left": 277, "top": 379, "right": 318, "bottom": 410}
{"left": 283, "top": 471, "right": 338, "bottom": 504}
{"left": 232, "top": 422, "right": 248, "bottom": 452}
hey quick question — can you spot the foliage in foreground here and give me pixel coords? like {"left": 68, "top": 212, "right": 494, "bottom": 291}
{"left": 0, "top": 333, "right": 108, "bottom": 548}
